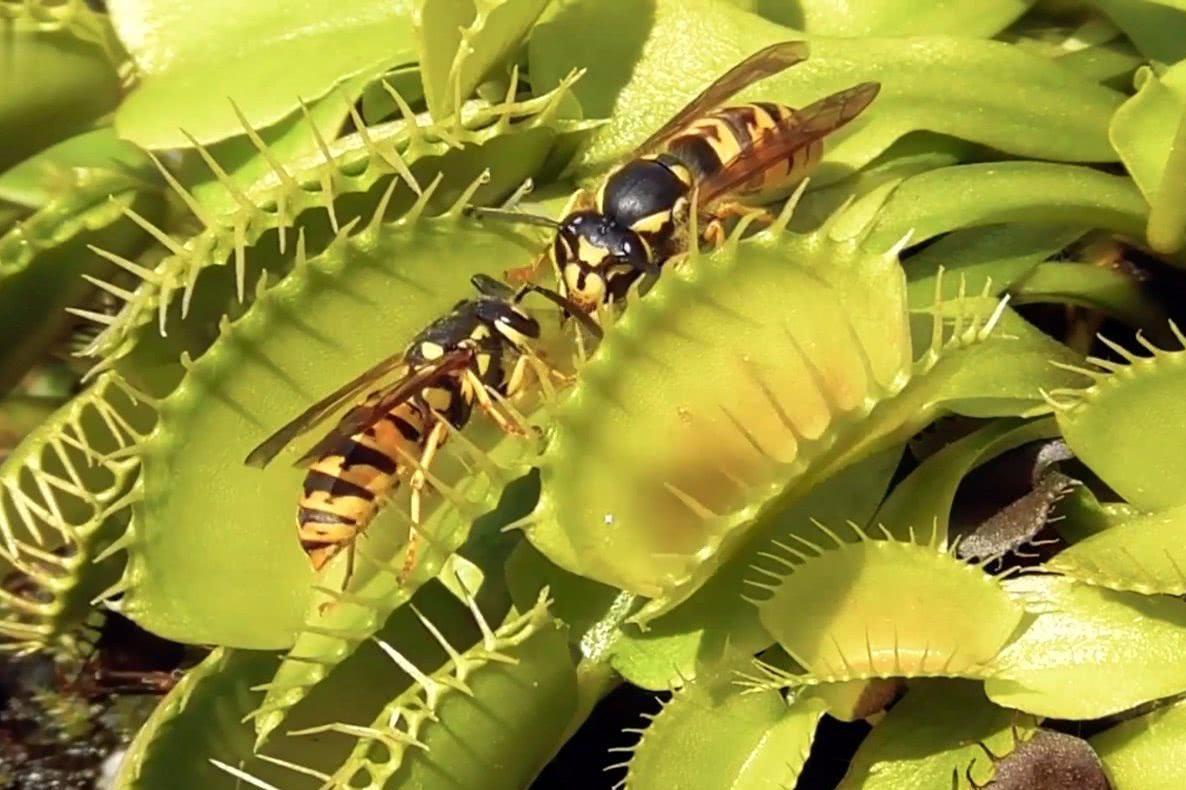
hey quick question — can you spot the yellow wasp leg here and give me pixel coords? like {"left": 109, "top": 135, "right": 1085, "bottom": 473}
{"left": 463, "top": 369, "right": 528, "bottom": 436}
{"left": 399, "top": 418, "right": 449, "bottom": 584}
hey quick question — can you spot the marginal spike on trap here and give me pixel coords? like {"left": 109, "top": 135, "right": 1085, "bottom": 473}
{"left": 1134, "top": 330, "right": 1163, "bottom": 356}
{"left": 297, "top": 97, "right": 341, "bottom": 232}
{"left": 406, "top": 172, "right": 444, "bottom": 225}
{"left": 769, "top": 538, "right": 812, "bottom": 562}
{"left": 447, "top": 169, "right": 493, "bottom": 219}
{"left": 386, "top": 440, "right": 479, "bottom": 517}
{"left": 980, "top": 295, "right": 1011, "bottom": 340}
{"left": 253, "top": 754, "right": 331, "bottom": 782}
{"left": 929, "top": 266, "right": 946, "bottom": 354}
{"left": 410, "top": 604, "right": 464, "bottom": 666}
{"left": 368, "top": 174, "right": 402, "bottom": 235}
{"left": 178, "top": 129, "right": 258, "bottom": 216}
{"left": 770, "top": 177, "right": 810, "bottom": 235}
{"left": 661, "top": 482, "right": 719, "bottom": 520}
{"left": 65, "top": 307, "right": 115, "bottom": 326}
{"left": 427, "top": 411, "right": 505, "bottom": 483}
{"left": 373, "top": 637, "right": 440, "bottom": 703}
{"left": 145, "top": 151, "right": 213, "bottom": 230}
{"left": 91, "top": 530, "right": 135, "bottom": 564}
{"left": 1167, "top": 320, "right": 1186, "bottom": 349}
{"left": 81, "top": 274, "right": 134, "bottom": 303}
{"left": 500, "top": 177, "right": 534, "bottom": 211}
{"left": 233, "top": 218, "right": 247, "bottom": 302}
{"left": 811, "top": 519, "right": 848, "bottom": 548}
{"left": 382, "top": 79, "right": 427, "bottom": 152}
{"left": 340, "top": 88, "right": 419, "bottom": 192}
{"left": 748, "top": 564, "right": 786, "bottom": 581}
{"left": 90, "top": 575, "right": 131, "bottom": 606}
{"left": 1049, "top": 360, "right": 1106, "bottom": 381}
{"left": 228, "top": 99, "right": 300, "bottom": 193}
{"left": 87, "top": 244, "right": 161, "bottom": 285}
{"left": 754, "top": 550, "right": 798, "bottom": 571}
{"left": 208, "top": 760, "right": 282, "bottom": 790}
{"left": 886, "top": 228, "right": 916, "bottom": 261}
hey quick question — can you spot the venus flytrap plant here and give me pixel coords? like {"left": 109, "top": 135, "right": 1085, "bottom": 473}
{"left": 10, "top": 0, "right": 1186, "bottom": 787}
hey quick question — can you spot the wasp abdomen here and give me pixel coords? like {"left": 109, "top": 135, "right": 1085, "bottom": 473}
{"left": 667, "top": 102, "right": 815, "bottom": 197}
{"left": 295, "top": 401, "right": 430, "bottom": 569}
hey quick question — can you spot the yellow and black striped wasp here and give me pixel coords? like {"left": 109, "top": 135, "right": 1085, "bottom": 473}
{"left": 244, "top": 274, "right": 595, "bottom": 584}
{"left": 478, "top": 41, "right": 880, "bottom": 316}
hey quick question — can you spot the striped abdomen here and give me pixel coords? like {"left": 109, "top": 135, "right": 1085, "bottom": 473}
{"left": 665, "top": 102, "right": 822, "bottom": 198}
{"left": 296, "top": 400, "right": 430, "bottom": 569}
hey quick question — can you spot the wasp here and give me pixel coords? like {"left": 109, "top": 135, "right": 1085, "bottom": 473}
{"left": 244, "top": 275, "right": 593, "bottom": 583}
{"left": 478, "top": 41, "right": 879, "bottom": 315}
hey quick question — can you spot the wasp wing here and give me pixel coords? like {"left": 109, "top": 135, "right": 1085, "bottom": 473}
{"left": 695, "top": 82, "right": 880, "bottom": 208}
{"left": 631, "top": 41, "right": 810, "bottom": 159}
{"left": 243, "top": 351, "right": 412, "bottom": 468}
{"left": 290, "top": 348, "right": 475, "bottom": 468}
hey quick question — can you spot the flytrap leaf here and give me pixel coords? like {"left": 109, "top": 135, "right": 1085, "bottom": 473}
{"left": 1093, "top": 0, "right": 1186, "bottom": 64}
{"left": 986, "top": 574, "right": 1186, "bottom": 719}
{"left": 251, "top": 454, "right": 540, "bottom": 746}
{"left": 85, "top": 78, "right": 586, "bottom": 364}
{"left": 0, "top": 373, "right": 154, "bottom": 653}
{"left": 0, "top": 26, "right": 122, "bottom": 171}
{"left": 416, "top": 0, "right": 550, "bottom": 122}
{"left": 620, "top": 677, "right": 825, "bottom": 790}
{"left": 527, "top": 216, "right": 912, "bottom": 620}
{"left": 284, "top": 593, "right": 576, "bottom": 790}
{"left": 857, "top": 162, "right": 1148, "bottom": 254}
{"left": 508, "top": 447, "right": 900, "bottom": 691}
{"left": 608, "top": 447, "right": 901, "bottom": 690}
{"left": 122, "top": 574, "right": 498, "bottom": 787}
{"left": 873, "top": 419, "right": 1059, "bottom": 543}
{"left": 119, "top": 204, "right": 549, "bottom": 649}
{"left": 107, "top": 0, "right": 416, "bottom": 148}
{"left": 1049, "top": 325, "right": 1186, "bottom": 511}
{"left": 529, "top": 209, "right": 1086, "bottom": 623}
{"left": 908, "top": 298, "right": 1089, "bottom": 419}
{"left": 530, "top": 0, "right": 1122, "bottom": 180}
{"left": 1091, "top": 698, "right": 1186, "bottom": 790}
{"left": 0, "top": 167, "right": 157, "bottom": 394}
{"left": 0, "top": 127, "right": 148, "bottom": 210}
{"left": 116, "top": 647, "right": 280, "bottom": 789}
{"left": 1109, "top": 61, "right": 1186, "bottom": 253}
{"left": 749, "top": 531, "right": 1023, "bottom": 686}
{"left": 838, "top": 680, "right": 1037, "bottom": 790}
{"left": 1045, "top": 504, "right": 1186, "bottom": 595}
{"left": 777, "top": 0, "right": 1031, "bottom": 37}
{"left": 905, "top": 224, "right": 1087, "bottom": 307}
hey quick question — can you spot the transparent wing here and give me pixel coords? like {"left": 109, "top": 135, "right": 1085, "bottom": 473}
{"left": 243, "top": 350, "right": 411, "bottom": 468}
{"left": 631, "top": 41, "right": 810, "bottom": 158}
{"left": 696, "top": 82, "right": 880, "bottom": 208}
{"left": 290, "top": 349, "right": 475, "bottom": 468}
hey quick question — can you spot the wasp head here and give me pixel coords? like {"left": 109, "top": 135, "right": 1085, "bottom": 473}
{"left": 552, "top": 211, "right": 649, "bottom": 313}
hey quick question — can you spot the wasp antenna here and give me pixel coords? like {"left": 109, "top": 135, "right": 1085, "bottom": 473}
{"left": 464, "top": 205, "right": 562, "bottom": 229}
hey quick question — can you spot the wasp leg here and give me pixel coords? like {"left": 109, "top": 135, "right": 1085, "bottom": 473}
{"left": 701, "top": 202, "right": 777, "bottom": 249}
{"left": 702, "top": 217, "right": 728, "bottom": 248}
{"left": 400, "top": 418, "right": 450, "bottom": 584}
{"left": 464, "top": 368, "right": 529, "bottom": 436}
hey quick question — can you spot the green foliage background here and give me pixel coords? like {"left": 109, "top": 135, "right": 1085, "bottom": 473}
{"left": 3, "top": 0, "right": 1186, "bottom": 787}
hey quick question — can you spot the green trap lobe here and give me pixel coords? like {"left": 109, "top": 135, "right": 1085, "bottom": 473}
{"left": 123, "top": 214, "right": 546, "bottom": 649}
{"left": 530, "top": 225, "right": 910, "bottom": 613}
